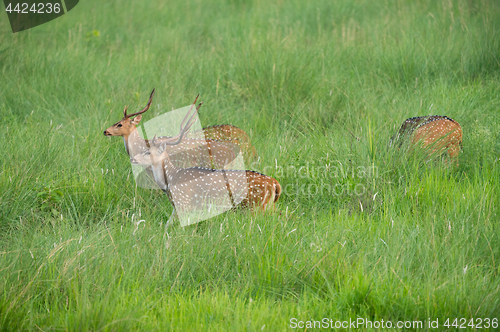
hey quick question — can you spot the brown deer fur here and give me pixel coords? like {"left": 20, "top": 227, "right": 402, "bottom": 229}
{"left": 390, "top": 115, "right": 462, "bottom": 160}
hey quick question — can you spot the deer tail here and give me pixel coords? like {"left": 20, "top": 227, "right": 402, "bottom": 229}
{"left": 273, "top": 179, "right": 282, "bottom": 203}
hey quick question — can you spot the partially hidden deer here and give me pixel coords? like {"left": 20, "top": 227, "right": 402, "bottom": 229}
{"left": 389, "top": 115, "right": 462, "bottom": 162}
{"left": 103, "top": 89, "right": 258, "bottom": 167}
{"left": 130, "top": 98, "right": 281, "bottom": 227}
{"left": 201, "top": 124, "right": 258, "bottom": 161}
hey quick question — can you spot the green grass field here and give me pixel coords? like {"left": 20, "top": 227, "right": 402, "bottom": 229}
{"left": 1, "top": 0, "right": 499, "bottom": 330}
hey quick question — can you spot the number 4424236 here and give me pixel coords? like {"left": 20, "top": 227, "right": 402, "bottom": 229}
{"left": 444, "top": 318, "right": 498, "bottom": 329}
{"left": 5, "top": 3, "right": 61, "bottom": 14}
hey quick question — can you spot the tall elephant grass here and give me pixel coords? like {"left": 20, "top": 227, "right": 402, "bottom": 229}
{"left": 1, "top": 0, "right": 499, "bottom": 330}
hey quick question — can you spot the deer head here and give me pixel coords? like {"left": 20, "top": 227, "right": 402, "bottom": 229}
{"left": 103, "top": 89, "right": 155, "bottom": 137}
{"left": 130, "top": 135, "right": 164, "bottom": 166}
{"left": 130, "top": 96, "right": 203, "bottom": 166}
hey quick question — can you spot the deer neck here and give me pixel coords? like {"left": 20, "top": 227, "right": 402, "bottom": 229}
{"left": 123, "top": 135, "right": 130, "bottom": 156}
{"left": 148, "top": 151, "right": 182, "bottom": 191}
{"left": 150, "top": 158, "right": 168, "bottom": 191}
{"left": 159, "top": 152, "right": 180, "bottom": 184}
{"left": 123, "top": 127, "right": 148, "bottom": 158}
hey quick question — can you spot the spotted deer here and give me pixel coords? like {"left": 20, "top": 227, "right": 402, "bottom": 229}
{"left": 103, "top": 89, "right": 257, "bottom": 166}
{"left": 389, "top": 115, "right": 462, "bottom": 162}
{"left": 130, "top": 99, "right": 281, "bottom": 226}
{"left": 201, "top": 124, "right": 258, "bottom": 161}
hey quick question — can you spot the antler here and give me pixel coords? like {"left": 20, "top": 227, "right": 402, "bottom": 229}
{"left": 161, "top": 95, "right": 203, "bottom": 146}
{"left": 125, "top": 88, "right": 156, "bottom": 118}
{"left": 123, "top": 105, "right": 129, "bottom": 118}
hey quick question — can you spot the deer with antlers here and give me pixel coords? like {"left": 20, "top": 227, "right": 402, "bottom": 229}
{"left": 103, "top": 89, "right": 257, "bottom": 166}
{"left": 130, "top": 97, "right": 281, "bottom": 226}
{"left": 389, "top": 115, "right": 462, "bottom": 162}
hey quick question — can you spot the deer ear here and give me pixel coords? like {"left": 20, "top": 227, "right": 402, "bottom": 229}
{"left": 131, "top": 114, "right": 142, "bottom": 125}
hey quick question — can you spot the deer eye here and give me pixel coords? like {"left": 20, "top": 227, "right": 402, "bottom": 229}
{"left": 117, "top": 124, "right": 123, "bottom": 128}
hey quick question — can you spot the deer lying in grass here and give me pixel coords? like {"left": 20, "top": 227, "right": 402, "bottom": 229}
{"left": 389, "top": 115, "right": 462, "bottom": 163}
{"left": 130, "top": 98, "right": 281, "bottom": 226}
{"left": 103, "top": 89, "right": 257, "bottom": 166}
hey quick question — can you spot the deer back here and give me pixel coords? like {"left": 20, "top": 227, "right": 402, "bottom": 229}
{"left": 390, "top": 115, "right": 462, "bottom": 158}
{"left": 411, "top": 117, "right": 462, "bottom": 158}
{"left": 202, "top": 124, "right": 258, "bottom": 161}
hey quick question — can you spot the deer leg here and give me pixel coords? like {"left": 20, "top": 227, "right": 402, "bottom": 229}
{"left": 166, "top": 208, "right": 177, "bottom": 227}
{"left": 262, "top": 183, "right": 274, "bottom": 211}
